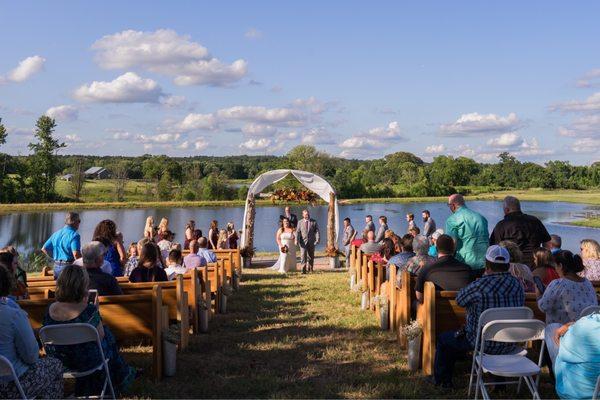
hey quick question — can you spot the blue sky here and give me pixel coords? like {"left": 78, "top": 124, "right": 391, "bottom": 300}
{"left": 1, "top": 1, "right": 599, "bottom": 164}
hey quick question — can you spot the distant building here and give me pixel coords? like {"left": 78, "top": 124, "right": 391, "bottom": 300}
{"left": 84, "top": 167, "right": 110, "bottom": 179}
{"left": 60, "top": 174, "right": 73, "bottom": 181}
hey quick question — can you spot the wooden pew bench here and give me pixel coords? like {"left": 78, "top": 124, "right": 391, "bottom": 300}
{"left": 19, "top": 286, "right": 166, "bottom": 381}
{"left": 415, "top": 282, "right": 558, "bottom": 375}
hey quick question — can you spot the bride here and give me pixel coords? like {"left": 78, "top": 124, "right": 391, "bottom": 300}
{"left": 271, "top": 217, "right": 297, "bottom": 273}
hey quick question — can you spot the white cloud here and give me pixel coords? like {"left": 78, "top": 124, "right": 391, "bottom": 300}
{"left": 65, "top": 134, "right": 82, "bottom": 143}
{"left": 558, "top": 114, "right": 600, "bottom": 138}
{"left": 216, "top": 105, "right": 305, "bottom": 126}
{"left": 487, "top": 132, "right": 523, "bottom": 148}
{"left": 91, "top": 29, "right": 248, "bottom": 86}
{"left": 339, "top": 137, "right": 382, "bottom": 150}
{"left": 576, "top": 69, "right": 600, "bottom": 88}
{"left": 513, "top": 138, "right": 554, "bottom": 158}
{"left": 366, "top": 121, "right": 403, "bottom": 139}
{"left": 0, "top": 56, "right": 46, "bottom": 84}
{"left": 110, "top": 130, "right": 132, "bottom": 140}
{"left": 194, "top": 139, "right": 209, "bottom": 151}
{"left": 74, "top": 72, "right": 164, "bottom": 103}
{"left": 301, "top": 127, "right": 336, "bottom": 145}
{"left": 244, "top": 28, "right": 263, "bottom": 40}
{"left": 45, "top": 105, "right": 79, "bottom": 122}
{"left": 136, "top": 133, "right": 181, "bottom": 143}
{"left": 241, "top": 123, "right": 278, "bottom": 136}
{"left": 6, "top": 127, "right": 33, "bottom": 137}
{"left": 440, "top": 112, "right": 520, "bottom": 136}
{"left": 160, "top": 95, "right": 186, "bottom": 108}
{"left": 551, "top": 92, "right": 600, "bottom": 113}
{"left": 239, "top": 138, "right": 271, "bottom": 151}
{"left": 176, "top": 113, "right": 218, "bottom": 131}
{"left": 425, "top": 144, "right": 445, "bottom": 154}
{"left": 572, "top": 137, "right": 600, "bottom": 153}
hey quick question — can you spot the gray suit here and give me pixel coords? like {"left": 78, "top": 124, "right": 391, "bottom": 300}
{"left": 296, "top": 218, "right": 320, "bottom": 272}
{"left": 423, "top": 218, "right": 436, "bottom": 237}
{"left": 375, "top": 223, "right": 388, "bottom": 243}
{"left": 342, "top": 224, "right": 356, "bottom": 264}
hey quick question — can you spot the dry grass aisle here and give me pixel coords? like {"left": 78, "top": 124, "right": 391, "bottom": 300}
{"left": 123, "top": 266, "right": 555, "bottom": 398}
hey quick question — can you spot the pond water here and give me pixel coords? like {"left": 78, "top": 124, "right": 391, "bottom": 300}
{"left": 0, "top": 201, "right": 599, "bottom": 256}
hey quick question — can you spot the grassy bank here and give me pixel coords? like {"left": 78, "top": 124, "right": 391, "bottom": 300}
{"left": 572, "top": 218, "right": 600, "bottom": 228}
{"left": 123, "top": 266, "right": 556, "bottom": 398}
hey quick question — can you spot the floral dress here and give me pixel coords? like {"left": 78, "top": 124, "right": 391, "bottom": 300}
{"left": 43, "top": 304, "right": 135, "bottom": 396}
{"left": 580, "top": 258, "right": 600, "bottom": 281}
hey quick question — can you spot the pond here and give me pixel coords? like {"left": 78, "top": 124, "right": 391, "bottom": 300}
{"left": 0, "top": 201, "right": 599, "bottom": 257}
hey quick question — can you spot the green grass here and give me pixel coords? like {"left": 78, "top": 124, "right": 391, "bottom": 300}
{"left": 123, "top": 267, "right": 557, "bottom": 398}
{"left": 572, "top": 218, "right": 600, "bottom": 228}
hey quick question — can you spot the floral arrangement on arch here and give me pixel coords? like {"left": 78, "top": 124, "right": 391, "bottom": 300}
{"left": 271, "top": 188, "right": 319, "bottom": 205}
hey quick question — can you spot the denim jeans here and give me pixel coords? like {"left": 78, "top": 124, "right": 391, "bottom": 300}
{"left": 53, "top": 262, "right": 69, "bottom": 279}
{"left": 434, "top": 330, "right": 473, "bottom": 385}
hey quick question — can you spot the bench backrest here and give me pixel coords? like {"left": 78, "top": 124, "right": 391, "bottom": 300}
{"left": 19, "top": 286, "right": 165, "bottom": 380}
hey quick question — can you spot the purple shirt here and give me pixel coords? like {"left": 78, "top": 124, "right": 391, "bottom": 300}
{"left": 183, "top": 253, "right": 206, "bottom": 269}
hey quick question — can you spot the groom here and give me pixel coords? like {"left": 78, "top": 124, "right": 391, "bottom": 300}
{"left": 295, "top": 209, "right": 320, "bottom": 274}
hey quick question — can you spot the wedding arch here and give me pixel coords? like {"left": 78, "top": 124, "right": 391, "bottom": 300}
{"left": 240, "top": 169, "right": 339, "bottom": 257}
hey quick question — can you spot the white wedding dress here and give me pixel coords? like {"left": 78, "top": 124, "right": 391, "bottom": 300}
{"left": 271, "top": 231, "right": 297, "bottom": 273}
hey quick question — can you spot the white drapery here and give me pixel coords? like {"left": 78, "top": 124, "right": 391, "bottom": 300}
{"left": 240, "top": 169, "right": 339, "bottom": 248}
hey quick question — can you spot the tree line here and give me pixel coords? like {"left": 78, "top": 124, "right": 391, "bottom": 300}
{"left": 1, "top": 115, "right": 600, "bottom": 203}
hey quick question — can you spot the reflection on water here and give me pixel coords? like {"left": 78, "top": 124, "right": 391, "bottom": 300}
{"left": 0, "top": 201, "right": 598, "bottom": 256}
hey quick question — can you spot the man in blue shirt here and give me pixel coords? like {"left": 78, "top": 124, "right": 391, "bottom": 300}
{"left": 197, "top": 237, "right": 217, "bottom": 263}
{"left": 42, "top": 212, "right": 82, "bottom": 278}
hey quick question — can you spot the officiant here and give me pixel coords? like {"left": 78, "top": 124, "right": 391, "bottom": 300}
{"left": 279, "top": 206, "right": 298, "bottom": 228}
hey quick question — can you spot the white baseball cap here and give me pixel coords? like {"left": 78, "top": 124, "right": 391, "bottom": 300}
{"left": 431, "top": 229, "right": 444, "bottom": 240}
{"left": 485, "top": 245, "right": 510, "bottom": 264}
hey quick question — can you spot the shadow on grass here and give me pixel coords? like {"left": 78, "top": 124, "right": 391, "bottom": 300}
{"left": 123, "top": 267, "right": 557, "bottom": 399}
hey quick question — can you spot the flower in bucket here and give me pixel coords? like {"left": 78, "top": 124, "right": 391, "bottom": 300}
{"left": 372, "top": 294, "right": 388, "bottom": 309}
{"left": 400, "top": 320, "right": 422, "bottom": 341}
{"left": 199, "top": 298, "right": 210, "bottom": 310}
{"left": 240, "top": 246, "right": 255, "bottom": 258}
{"left": 222, "top": 283, "right": 234, "bottom": 297}
{"left": 163, "top": 323, "right": 181, "bottom": 345}
{"left": 357, "top": 281, "right": 368, "bottom": 293}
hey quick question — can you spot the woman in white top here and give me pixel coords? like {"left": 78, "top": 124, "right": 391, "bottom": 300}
{"left": 271, "top": 217, "right": 297, "bottom": 274}
{"left": 537, "top": 250, "right": 598, "bottom": 325}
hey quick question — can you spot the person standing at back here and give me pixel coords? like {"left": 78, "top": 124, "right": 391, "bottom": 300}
{"left": 422, "top": 210, "right": 436, "bottom": 238}
{"left": 342, "top": 217, "right": 356, "bottom": 265}
{"left": 406, "top": 213, "right": 418, "bottom": 233}
{"left": 445, "top": 194, "right": 489, "bottom": 277}
{"left": 280, "top": 206, "right": 298, "bottom": 229}
{"left": 364, "top": 215, "right": 375, "bottom": 234}
{"left": 489, "top": 196, "right": 551, "bottom": 267}
{"left": 42, "top": 212, "right": 82, "bottom": 278}
{"left": 208, "top": 220, "right": 219, "bottom": 250}
{"left": 374, "top": 216, "right": 388, "bottom": 243}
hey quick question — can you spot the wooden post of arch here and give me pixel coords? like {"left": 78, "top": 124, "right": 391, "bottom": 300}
{"left": 327, "top": 192, "right": 336, "bottom": 252}
{"left": 242, "top": 193, "right": 256, "bottom": 264}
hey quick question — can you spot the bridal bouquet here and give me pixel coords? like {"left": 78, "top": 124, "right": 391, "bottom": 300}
{"left": 280, "top": 245, "right": 289, "bottom": 253}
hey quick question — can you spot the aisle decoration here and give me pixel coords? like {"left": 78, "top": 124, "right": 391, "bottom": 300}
{"left": 400, "top": 320, "right": 423, "bottom": 372}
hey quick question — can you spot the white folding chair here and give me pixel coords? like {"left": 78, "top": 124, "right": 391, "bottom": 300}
{"left": 0, "top": 355, "right": 27, "bottom": 399}
{"left": 475, "top": 319, "right": 546, "bottom": 400}
{"left": 39, "top": 323, "right": 115, "bottom": 399}
{"left": 579, "top": 305, "right": 600, "bottom": 319}
{"left": 467, "top": 307, "right": 533, "bottom": 398}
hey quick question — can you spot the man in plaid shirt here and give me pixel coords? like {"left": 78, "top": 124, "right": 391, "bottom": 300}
{"left": 432, "top": 245, "right": 525, "bottom": 388}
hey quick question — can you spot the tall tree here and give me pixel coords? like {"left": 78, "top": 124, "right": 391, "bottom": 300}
{"left": 69, "top": 157, "right": 86, "bottom": 200}
{"left": 28, "top": 116, "right": 65, "bottom": 201}
{"left": 111, "top": 160, "right": 129, "bottom": 201}
{"left": 0, "top": 118, "right": 7, "bottom": 202}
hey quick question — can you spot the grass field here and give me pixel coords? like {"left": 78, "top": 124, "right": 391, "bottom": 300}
{"left": 122, "top": 266, "right": 557, "bottom": 399}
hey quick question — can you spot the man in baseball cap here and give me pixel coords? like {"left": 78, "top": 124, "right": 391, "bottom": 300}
{"left": 431, "top": 244, "right": 525, "bottom": 388}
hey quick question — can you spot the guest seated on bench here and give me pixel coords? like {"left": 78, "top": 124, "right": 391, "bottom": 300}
{"left": 129, "top": 242, "right": 168, "bottom": 283}
{"left": 165, "top": 249, "right": 192, "bottom": 280}
{"left": 197, "top": 237, "right": 217, "bottom": 263}
{"left": 184, "top": 240, "right": 206, "bottom": 269}
{"left": 550, "top": 312, "right": 600, "bottom": 399}
{"left": 499, "top": 240, "right": 535, "bottom": 292}
{"left": 359, "top": 231, "right": 382, "bottom": 255}
{"left": 415, "top": 234, "right": 472, "bottom": 303}
{"left": 532, "top": 248, "right": 559, "bottom": 286}
{"left": 81, "top": 241, "right": 123, "bottom": 296}
{"left": 404, "top": 235, "right": 435, "bottom": 276}
{"left": 42, "top": 265, "right": 136, "bottom": 396}
{"left": 431, "top": 245, "right": 525, "bottom": 388}
{"left": 387, "top": 234, "right": 415, "bottom": 273}
{"left": 0, "top": 263, "right": 64, "bottom": 399}
{"left": 123, "top": 241, "right": 140, "bottom": 277}
{"left": 537, "top": 250, "right": 598, "bottom": 326}
{"left": 0, "top": 249, "right": 28, "bottom": 300}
